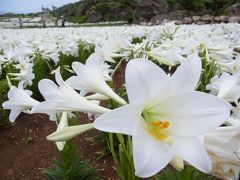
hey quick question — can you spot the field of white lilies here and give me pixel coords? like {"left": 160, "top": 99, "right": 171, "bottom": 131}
{"left": 0, "top": 23, "right": 240, "bottom": 179}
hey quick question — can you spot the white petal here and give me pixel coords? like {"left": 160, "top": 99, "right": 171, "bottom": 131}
{"left": 133, "top": 130, "right": 173, "bottom": 178}
{"left": 55, "top": 67, "right": 65, "bottom": 86}
{"left": 94, "top": 103, "right": 143, "bottom": 135}
{"left": 9, "top": 110, "right": 21, "bottom": 123}
{"left": 65, "top": 76, "right": 83, "bottom": 90}
{"left": 150, "top": 92, "right": 231, "bottom": 136}
{"left": 47, "top": 123, "right": 94, "bottom": 142}
{"left": 56, "top": 141, "right": 66, "bottom": 151}
{"left": 72, "top": 61, "right": 85, "bottom": 75}
{"left": 172, "top": 137, "right": 212, "bottom": 173}
{"left": 171, "top": 54, "right": 202, "bottom": 93}
{"left": 38, "top": 79, "right": 60, "bottom": 100}
{"left": 85, "top": 93, "right": 110, "bottom": 101}
{"left": 126, "top": 59, "right": 171, "bottom": 105}
{"left": 57, "top": 112, "right": 68, "bottom": 130}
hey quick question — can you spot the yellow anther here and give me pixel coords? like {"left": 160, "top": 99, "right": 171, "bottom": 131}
{"left": 152, "top": 121, "right": 162, "bottom": 127}
{"left": 162, "top": 122, "right": 170, "bottom": 129}
{"left": 151, "top": 121, "right": 169, "bottom": 129}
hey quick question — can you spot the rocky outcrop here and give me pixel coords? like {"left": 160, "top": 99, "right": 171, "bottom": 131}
{"left": 228, "top": 16, "right": 240, "bottom": 23}
{"left": 214, "top": 15, "right": 228, "bottom": 23}
{"left": 149, "top": 14, "right": 240, "bottom": 26}
{"left": 135, "top": 0, "right": 169, "bottom": 20}
{"left": 200, "top": 14, "right": 215, "bottom": 23}
{"left": 183, "top": 17, "right": 193, "bottom": 24}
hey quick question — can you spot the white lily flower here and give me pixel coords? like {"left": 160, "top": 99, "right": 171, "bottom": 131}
{"left": 8, "top": 68, "right": 35, "bottom": 86}
{"left": 31, "top": 67, "right": 110, "bottom": 115}
{"left": 200, "top": 38, "right": 234, "bottom": 62}
{"left": 2, "top": 81, "right": 39, "bottom": 122}
{"left": 204, "top": 126, "right": 240, "bottom": 180}
{"left": 146, "top": 46, "right": 186, "bottom": 66}
{"left": 66, "top": 57, "right": 126, "bottom": 105}
{"left": 47, "top": 123, "right": 94, "bottom": 142}
{"left": 101, "top": 36, "right": 134, "bottom": 53}
{"left": 94, "top": 58, "right": 231, "bottom": 177}
{"left": 206, "top": 72, "right": 240, "bottom": 103}
{"left": 217, "top": 55, "right": 240, "bottom": 74}
{"left": 38, "top": 43, "right": 59, "bottom": 64}
{"left": 94, "top": 46, "right": 127, "bottom": 63}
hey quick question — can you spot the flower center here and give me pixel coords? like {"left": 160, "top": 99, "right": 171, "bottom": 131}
{"left": 142, "top": 111, "right": 172, "bottom": 142}
{"left": 147, "top": 120, "right": 170, "bottom": 141}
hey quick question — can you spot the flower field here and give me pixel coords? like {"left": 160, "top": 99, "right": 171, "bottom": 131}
{"left": 0, "top": 23, "right": 240, "bottom": 179}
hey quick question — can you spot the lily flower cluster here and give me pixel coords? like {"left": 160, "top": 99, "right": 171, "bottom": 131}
{"left": 1, "top": 23, "right": 240, "bottom": 179}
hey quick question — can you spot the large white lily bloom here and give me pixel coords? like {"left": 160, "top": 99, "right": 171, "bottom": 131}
{"left": 206, "top": 73, "right": 240, "bottom": 103}
{"left": 94, "top": 57, "right": 231, "bottom": 177}
{"left": 2, "top": 81, "right": 39, "bottom": 123}
{"left": 31, "top": 67, "right": 110, "bottom": 115}
{"left": 66, "top": 56, "right": 127, "bottom": 105}
{"left": 204, "top": 126, "right": 240, "bottom": 180}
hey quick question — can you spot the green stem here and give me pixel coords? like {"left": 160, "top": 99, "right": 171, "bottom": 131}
{"left": 108, "top": 133, "right": 122, "bottom": 176}
{"left": 111, "top": 58, "right": 124, "bottom": 79}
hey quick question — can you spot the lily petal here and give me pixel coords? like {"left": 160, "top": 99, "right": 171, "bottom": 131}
{"left": 172, "top": 136, "right": 212, "bottom": 173}
{"left": 126, "top": 59, "right": 171, "bottom": 105}
{"left": 94, "top": 103, "right": 143, "bottom": 135}
{"left": 133, "top": 129, "right": 173, "bottom": 178}
{"left": 171, "top": 54, "right": 202, "bottom": 93}
{"left": 47, "top": 123, "right": 94, "bottom": 142}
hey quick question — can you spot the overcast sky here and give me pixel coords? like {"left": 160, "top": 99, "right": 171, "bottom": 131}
{"left": 0, "top": 0, "right": 80, "bottom": 14}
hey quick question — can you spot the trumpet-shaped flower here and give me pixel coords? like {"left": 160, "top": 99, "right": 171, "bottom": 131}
{"left": 2, "top": 81, "right": 39, "bottom": 122}
{"left": 206, "top": 72, "right": 240, "bottom": 103}
{"left": 47, "top": 123, "right": 94, "bottom": 142}
{"left": 31, "top": 67, "right": 110, "bottom": 115}
{"left": 146, "top": 46, "right": 186, "bottom": 66}
{"left": 94, "top": 46, "right": 127, "bottom": 63}
{"left": 66, "top": 56, "right": 126, "bottom": 105}
{"left": 8, "top": 68, "right": 35, "bottom": 86}
{"left": 94, "top": 57, "right": 231, "bottom": 177}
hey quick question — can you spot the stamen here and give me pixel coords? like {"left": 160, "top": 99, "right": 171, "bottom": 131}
{"left": 151, "top": 121, "right": 169, "bottom": 129}
{"left": 147, "top": 120, "right": 170, "bottom": 141}
{"left": 162, "top": 122, "right": 170, "bottom": 128}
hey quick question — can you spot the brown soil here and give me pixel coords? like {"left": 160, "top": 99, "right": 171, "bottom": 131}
{"left": 0, "top": 114, "right": 56, "bottom": 179}
{"left": 0, "top": 113, "right": 118, "bottom": 180}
